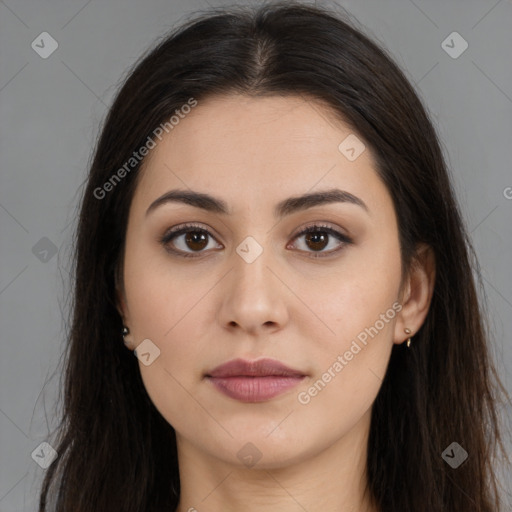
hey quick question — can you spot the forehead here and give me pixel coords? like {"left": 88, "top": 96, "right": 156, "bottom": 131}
{"left": 133, "top": 94, "right": 389, "bottom": 216}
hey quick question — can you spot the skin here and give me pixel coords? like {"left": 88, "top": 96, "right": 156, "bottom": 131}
{"left": 116, "top": 94, "right": 435, "bottom": 512}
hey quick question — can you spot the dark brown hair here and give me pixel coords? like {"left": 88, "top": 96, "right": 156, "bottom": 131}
{"left": 39, "top": 2, "right": 509, "bottom": 510}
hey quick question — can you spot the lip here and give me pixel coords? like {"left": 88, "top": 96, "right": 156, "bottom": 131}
{"left": 205, "top": 358, "right": 307, "bottom": 403}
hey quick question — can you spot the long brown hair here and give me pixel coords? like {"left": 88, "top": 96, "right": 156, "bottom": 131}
{"left": 39, "top": 2, "right": 509, "bottom": 510}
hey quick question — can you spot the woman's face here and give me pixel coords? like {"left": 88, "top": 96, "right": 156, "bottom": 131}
{"left": 118, "top": 94, "right": 406, "bottom": 469}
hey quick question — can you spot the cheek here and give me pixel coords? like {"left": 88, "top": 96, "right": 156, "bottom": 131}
{"left": 310, "top": 238, "right": 401, "bottom": 352}
{"left": 122, "top": 242, "right": 215, "bottom": 413}
{"left": 123, "top": 238, "right": 199, "bottom": 339}
{"left": 294, "top": 339, "right": 392, "bottom": 452}
{"left": 125, "top": 278, "right": 205, "bottom": 385}
{"left": 293, "top": 292, "right": 397, "bottom": 443}
{"left": 296, "top": 239, "right": 401, "bottom": 413}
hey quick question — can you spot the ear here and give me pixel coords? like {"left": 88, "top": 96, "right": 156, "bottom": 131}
{"left": 393, "top": 243, "right": 436, "bottom": 345}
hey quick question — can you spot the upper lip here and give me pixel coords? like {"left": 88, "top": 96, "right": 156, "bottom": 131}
{"left": 206, "top": 358, "right": 306, "bottom": 378}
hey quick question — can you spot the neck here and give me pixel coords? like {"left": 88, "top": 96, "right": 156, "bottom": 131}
{"left": 174, "top": 409, "right": 378, "bottom": 512}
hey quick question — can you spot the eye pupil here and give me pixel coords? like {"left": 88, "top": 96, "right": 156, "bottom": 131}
{"left": 185, "top": 231, "right": 208, "bottom": 251}
{"left": 305, "top": 231, "right": 328, "bottom": 251}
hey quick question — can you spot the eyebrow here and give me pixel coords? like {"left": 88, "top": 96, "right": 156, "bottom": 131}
{"left": 145, "top": 187, "right": 369, "bottom": 218}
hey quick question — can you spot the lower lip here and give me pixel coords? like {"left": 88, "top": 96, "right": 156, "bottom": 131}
{"left": 206, "top": 375, "right": 305, "bottom": 402}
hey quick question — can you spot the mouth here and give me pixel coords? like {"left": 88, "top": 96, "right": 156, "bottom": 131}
{"left": 204, "top": 357, "right": 307, "bottom": 402}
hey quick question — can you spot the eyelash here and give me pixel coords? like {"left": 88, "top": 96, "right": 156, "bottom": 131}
{"left": 159, "top": 222, "right": 353, "bottom": 259}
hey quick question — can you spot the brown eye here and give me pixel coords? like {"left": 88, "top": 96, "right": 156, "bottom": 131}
{"left": 291, "top": 224, "right": 352, "bottom": 257}
{"left": 160, "top": 223, "right": 222, "bottom": 258}
{"left": 304, "top": 231, "right": 329, "bottom": 251}
{"left": 184, "top": 230, "right": 209, "bottom": 251}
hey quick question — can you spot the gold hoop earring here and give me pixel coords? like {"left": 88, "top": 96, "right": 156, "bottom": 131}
{"left": 404, "top": 327, "right": 412, "bottom": 348}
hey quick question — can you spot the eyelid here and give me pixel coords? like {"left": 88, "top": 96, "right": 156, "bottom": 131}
{"left": 161, "top": 222, "right": 219, "bottom": 241}
{"left": 289, "top": 221, "right": 350, "bottom": 241}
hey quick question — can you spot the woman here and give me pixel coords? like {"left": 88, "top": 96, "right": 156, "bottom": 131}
{"left": 38, "top": 2, "right": 509, "bottom": 511}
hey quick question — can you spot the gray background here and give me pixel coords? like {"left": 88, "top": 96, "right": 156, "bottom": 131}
{"left": 1, "top": 0, "right": 511, "bottom": 510}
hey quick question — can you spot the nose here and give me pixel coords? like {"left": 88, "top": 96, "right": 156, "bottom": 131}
{"left": 217, "top": 244, "right": 289, "bottom": 336}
